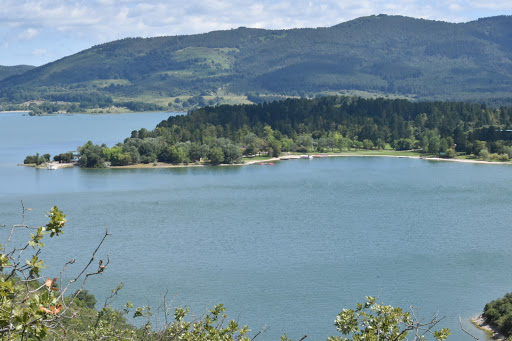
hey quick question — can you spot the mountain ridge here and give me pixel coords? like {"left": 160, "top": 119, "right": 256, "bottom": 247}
{"left": 0, "top": 65, "right": 35, "bottom": 82}
{"left": 1, "top": 14, "right": 511, "bottom": 109}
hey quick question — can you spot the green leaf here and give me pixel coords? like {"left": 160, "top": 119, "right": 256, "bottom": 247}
{"left": 45, "top": 206, "right": 67, "bottom": 237}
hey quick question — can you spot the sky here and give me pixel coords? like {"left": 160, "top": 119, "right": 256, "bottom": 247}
{"left": 0, "top": 0, "right": 511, "bottom": 66}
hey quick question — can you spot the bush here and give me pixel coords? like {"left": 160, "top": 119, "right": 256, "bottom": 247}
{"left": 479, "top": 149, "right": 490, "bottom": 160}
{"left": 445, "top": 148, "right": 456, "bottom": 158}
{"left": 502, "top": 146, "right": 512, "bottom": 159}
{"left": 498, "top": 153, "right": 509, "bottom": 161}
{"left": 72, "top": 290, "right": 97, "bottom": 309}
{"left": 489, "top": 153, "right": 500, "bottom": 161}
{"left": 54, "top": 152, "right": 73, "bottom": 163}
{"left": 23, "top": 153, "right": 49, "bottom": 165}
{"left": 24, "top": 154, "right": 37, "bottom": 164}
{"left": 0, "top": 205, "right": 109, "bottom": 339}
{"left": 330, "top": 296, "right": 450, "bottom": 341}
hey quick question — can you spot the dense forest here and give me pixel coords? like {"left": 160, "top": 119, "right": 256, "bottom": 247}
{"left": 3, "top": 15, "right": 512, "bottom": 112}
{"left": 28, "top": 96, "right": 512, "bottom": 167}
{"left": 0, "top": 65, "right": 34, "bottom": 81}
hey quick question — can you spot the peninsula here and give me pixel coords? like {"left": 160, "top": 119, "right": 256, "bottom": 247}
{"left": 22, "top": 96, "right": 512, "bottom": 169}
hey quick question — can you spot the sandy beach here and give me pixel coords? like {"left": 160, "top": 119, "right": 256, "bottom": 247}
{"left": 420, "top": 157, "right": 511, "bottom": 165}
{"left": 19, "top": 162, "right": 75, "bottom": 169}
{"left": 0, "top": 111, "right": 30, "bottom": 113}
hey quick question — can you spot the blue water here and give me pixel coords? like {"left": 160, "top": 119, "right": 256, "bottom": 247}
{"left": 1, "top": 112, "right": 510, "bottom": 340}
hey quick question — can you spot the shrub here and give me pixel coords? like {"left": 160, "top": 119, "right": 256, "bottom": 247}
{"left": 498, "top": 153, "right": 509, "bottom": 161}
{"left": 479, "top": 149, "right": 490, "bottom": 160}
{"left": 0, "top": 204, "right": 109, "bottom": 339}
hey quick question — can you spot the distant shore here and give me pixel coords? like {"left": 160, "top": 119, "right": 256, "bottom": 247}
{"left": 19, "top": 152, "right": 512, "bottom": 170}
{"left": 471, "top": 314, "right": 506, "bottom": 341}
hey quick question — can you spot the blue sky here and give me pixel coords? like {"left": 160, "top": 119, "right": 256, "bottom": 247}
{"left": 1, "top": 0, "right": 511, "bottom": 66}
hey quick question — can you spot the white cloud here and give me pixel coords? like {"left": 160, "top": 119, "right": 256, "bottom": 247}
{"left": 0, "top": 0, "right": 507, "bottom": 42}
{"left": 467, "top": 1, "right": 512, "bottom": 10}
{"left": 32, "top": 48, "right": 47, "bottom": 55}
{"left": 17, "top": 28, "right": 38, "bottom": 40}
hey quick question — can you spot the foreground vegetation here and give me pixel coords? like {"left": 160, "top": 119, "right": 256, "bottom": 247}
{"left": 1, "top": 205, "right": 450, "bottom": 340}
{"left": 26, "top": 96, "right": 512, "bottom": 168}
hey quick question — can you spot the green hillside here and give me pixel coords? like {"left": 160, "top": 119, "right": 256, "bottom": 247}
{"left": 1, "top": 14, "right": 512, "bottom": 111}
{"left": 0, "top": 65, "right": 35, "bottom": 81}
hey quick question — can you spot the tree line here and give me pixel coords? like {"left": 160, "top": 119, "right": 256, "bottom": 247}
{"left": 26, "top": 96, "right": 512, "bottom": 167}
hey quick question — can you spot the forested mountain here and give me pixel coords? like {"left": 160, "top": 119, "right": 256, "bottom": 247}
{"left": 2, "top": 14, "right": 512, "bottom": 110}
{"left": 0, "top": 65, "right": 34, "bottom": 81}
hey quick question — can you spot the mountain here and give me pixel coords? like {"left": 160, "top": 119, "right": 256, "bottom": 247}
{"left": 0, "top": 65, "right": 35, "bottom": 81}
{"left": 1, "top": 14, "right": 511, "bottom": 109}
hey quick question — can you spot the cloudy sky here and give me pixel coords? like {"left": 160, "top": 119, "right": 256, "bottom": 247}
{"left": 0, "top": 0, "right": 511, "bottom": 66}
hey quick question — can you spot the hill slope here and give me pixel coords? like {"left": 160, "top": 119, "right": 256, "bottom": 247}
{"left": 1, "top": 14, "right": 511, "bottom": 108}
{"left": 0, "top": 65, "right": 35, "bottom": 81}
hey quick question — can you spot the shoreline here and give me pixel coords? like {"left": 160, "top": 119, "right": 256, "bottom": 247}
{"left": 244, "top": 153, "right": 512, "bottom": 165}
{"left": 19, "top": 153, "right": 512, "bottom": 170}
{"left": 20, "top": 162, "right": 75, "bottom": 169}
{"left": 471, "top": 314, "right": 507, "bottom": 341}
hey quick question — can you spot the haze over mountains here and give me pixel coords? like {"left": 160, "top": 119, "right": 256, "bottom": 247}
{"left": 1, "top": 14, "right": 511, "bottom": 108}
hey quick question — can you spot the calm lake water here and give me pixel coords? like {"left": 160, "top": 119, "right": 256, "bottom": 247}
{"left": 1, "top": 112, "right": 511, "bottom": 340}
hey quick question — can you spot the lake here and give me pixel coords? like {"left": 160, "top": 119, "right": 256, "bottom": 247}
{"left": 1, "top": 111, "right": 510, "bottom": 340}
